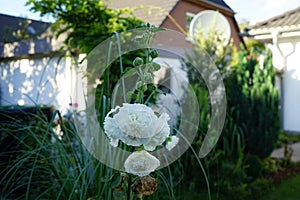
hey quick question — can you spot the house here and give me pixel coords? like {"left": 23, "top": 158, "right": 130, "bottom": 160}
{"left": 0, "top": 13, "right": 74, "bottom": 113}
{"left": 107, "top": 0, "right": 244, "bottom": 47}
{"left": 248, "top": 6, "right": 300, "bottom": 133}
{"left": 0, "top": 0, "right": 243, "bottom": 114}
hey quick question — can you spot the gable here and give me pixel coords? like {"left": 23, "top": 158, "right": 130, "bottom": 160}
{"left": 106, "top": 0, "right": 179, "bottom": 27}
{"left": 107, "top": 0, "right": 234, "bottom": 27}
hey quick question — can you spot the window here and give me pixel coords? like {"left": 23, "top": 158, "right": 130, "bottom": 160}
{"left": 186, "top": 12, "right": 195, "bottom": 32}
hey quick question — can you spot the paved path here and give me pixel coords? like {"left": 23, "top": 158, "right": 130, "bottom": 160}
{"left": 271, "top": 142, "right": 300, "bottom": 162}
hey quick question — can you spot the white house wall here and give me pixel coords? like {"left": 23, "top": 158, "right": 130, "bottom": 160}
{"left": 152, "top": 57, "right": 189, "bottom": 126}
{"left": 0, "top": 55, "right": 75, "bottom": 113}
{"left": 274, "top": 38, "right": 300, "bottom": 133}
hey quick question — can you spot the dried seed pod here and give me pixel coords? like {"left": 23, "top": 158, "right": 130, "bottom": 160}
{"left": 132, "top": 175, "right": 158, "bottom": 199}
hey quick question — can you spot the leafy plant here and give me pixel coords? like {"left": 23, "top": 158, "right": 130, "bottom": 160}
{"left": 181, "top": 17, "right": 280, "bottom": 198}
{"left": 26, "top": 0, "right": 143, "bottom": 53}
{"left": 227, "top": 47, "right": 280, "bottom": 158}
{"left": 0, "top": 108, "right": 116, "bottom": 199}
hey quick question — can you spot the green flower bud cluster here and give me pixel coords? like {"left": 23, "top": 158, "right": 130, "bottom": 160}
{"left": 132, "top": 49, "right": 159, "bottom": 68}
{"left": 135, "top": 81, "right": 147, "bottom": 92}
{"left": 129, "top": 25, "right": 165, "bottom": 104}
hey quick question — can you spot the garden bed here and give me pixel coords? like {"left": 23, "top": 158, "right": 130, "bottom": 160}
{"left": 0, "top": 105, "right": 55, "bottom": 199}
{"left": 0, "top": 105, "right": 55, "bottom": 123}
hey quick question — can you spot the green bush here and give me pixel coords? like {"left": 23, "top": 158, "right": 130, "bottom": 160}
{"left": 227, "top": 47, "right": 280, "bottom": 158}
{"left": 262, "top": 157, "right": 282, "bottom": 174}
{"left": 244, "top": 154, "right": 263, "bottom": 180}
{"left": 182, "top": 24, "right": 280, "bottom": 198}
{"left": 247, "top": 178, "right": 273, "bottom": 200}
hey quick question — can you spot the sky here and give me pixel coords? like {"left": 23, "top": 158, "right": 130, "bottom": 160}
{"left": 0, "top": 0, "right": 300, "bottom": 24}
{"left": 0, "top": 0, "right": 54, "bottom": 22}
{"left": 226, "top": 0, "right": 300, "bottom": 24}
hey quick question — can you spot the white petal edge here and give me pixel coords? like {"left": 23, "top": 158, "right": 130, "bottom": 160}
{"left": 124, "top": 150, "right": 160, "bottom": 177}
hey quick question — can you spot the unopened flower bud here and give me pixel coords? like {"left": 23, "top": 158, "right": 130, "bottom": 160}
{"left": 133, "top": 57, "right": 144, "bottom": 67}
{"left": 150, "top": 49, "right": 159, "bottom": 59}
{"left": 144, "top": 73, "right": 153, "bottom": 83}
{"left": 151, "top": 62, "right": 161, "bottom": 71}
{"left": 135, "top": 81, "right": 143, "bottom": 89}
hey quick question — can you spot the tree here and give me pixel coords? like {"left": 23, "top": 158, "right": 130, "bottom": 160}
{"left": 26, "top": 0, "right": 144, "bottom": 121}
{"left": 26, "top": 0, "right": 143, "bottom": 53}
{"left": 228, "top": 47, "right": 280, "bottom": 158}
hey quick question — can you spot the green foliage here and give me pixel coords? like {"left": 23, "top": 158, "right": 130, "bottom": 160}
{"left": 94, "top": 26, "right": 165, "bottom": 127}
{"left": 9, "top": 3, "right": 281, "bottom": 198}
{"left": 262, "top": 157, "right": 282, "bottom": 174}
{"left": 244, "top": 154, "right": 263, "bottom": 180}
{"left": 276, "top": 130, "right": 300, "bottom": 148}
{"left": 227, "top": 47, "right": 280, "bottom": 158}
{"left": 182, "top": 18, "right": 280, "bottom": 198}
{"left": 0, "top": 109, "right": 118, "bottom": 199}
{"left": 246, "top": 178, "right": 273, "bottom": 200}
{"left": 189, "top": 23, "right": 233, "bottom": 80}
{"left": 238, "top": 19, "right": 265, "bottom": 54}
{"left": 260, "top": 174, "right": 300, "bottom": 200}
{"left": 25, "top": 1, "right": 143, "bottom": 124}
{"left": 26, "top": 0, "right": 143, "bottom": 53}
{"left": 1, "top": 106, "right": 209, "bottom": 199}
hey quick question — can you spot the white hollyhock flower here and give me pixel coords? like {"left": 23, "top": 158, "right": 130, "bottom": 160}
{"left": 124, "top": 150, "right": 160, "bottom": 176}
{"left": 144, "top": 113, "right": 170, "bottom": 151}
{"left": 103, "top": 103, "right": 170, "bottom": 150}
{"left": 166, "top": 136, "right": 179, "bottom": 151}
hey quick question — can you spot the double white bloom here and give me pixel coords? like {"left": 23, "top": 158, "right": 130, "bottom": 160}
{"left": 104, "top": 103, "right": 170, "bottom": 151}
{"left": 104, "top": 103, "right": 179, "bottom": 176}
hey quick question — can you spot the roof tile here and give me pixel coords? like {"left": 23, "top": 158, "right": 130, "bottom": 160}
{"left": 107, "top": 0, "right": 179, "bottom": 26}
{"left": 107, "top": 0, "right": 234, "bottom": 26}
{"left": 250, "top": 6, "right": 300, "bottom": 30}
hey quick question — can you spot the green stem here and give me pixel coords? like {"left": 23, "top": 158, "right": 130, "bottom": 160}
{"left": 127, "top": 174, "right": 132, "bottom": 200}
{"left": 174, "top": 127, "right": 211, "bottom": 200}
{"left": 114, "top": 31, "right": 127, "bottom": 103}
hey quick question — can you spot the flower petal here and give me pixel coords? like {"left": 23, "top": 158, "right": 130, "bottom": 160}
{"left": 124, "top": 150, "right": 160, "bottom": 177}
{"left": 166, "top": 136, "right": 179, "bottom": 151}
{"left": 114, "top": 104, "right": 155, "bottom": 138}
{"left": 104, "top": 104, "right": 171, "bottom": 150}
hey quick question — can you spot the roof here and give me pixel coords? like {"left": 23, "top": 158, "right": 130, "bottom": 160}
{"left": 0, "top": 14, "right": 65, "bottom": 59}
{"left": 202, "top": 0, "right": 233, "bottom": 12}
{"left": 106, "top": 0, "right": 178, "bottom": 26}
{"left": 107, "top": 0, "right": 234, "bottom": 27}
{"left": 0, "top": 13, "right": 51, "bottom": 44}
{"left": 249, "top": 6, "right": 300, "bottom": 31}
{"left": 0, "top": 0, "right": 238, "bottom": 57}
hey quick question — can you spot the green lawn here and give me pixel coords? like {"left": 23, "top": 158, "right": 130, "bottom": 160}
{"left": 261, "top": 174, "right": 300, "bottom": 200}
{"left": 179, "top": 173, "right": 300, "bottom": 200}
